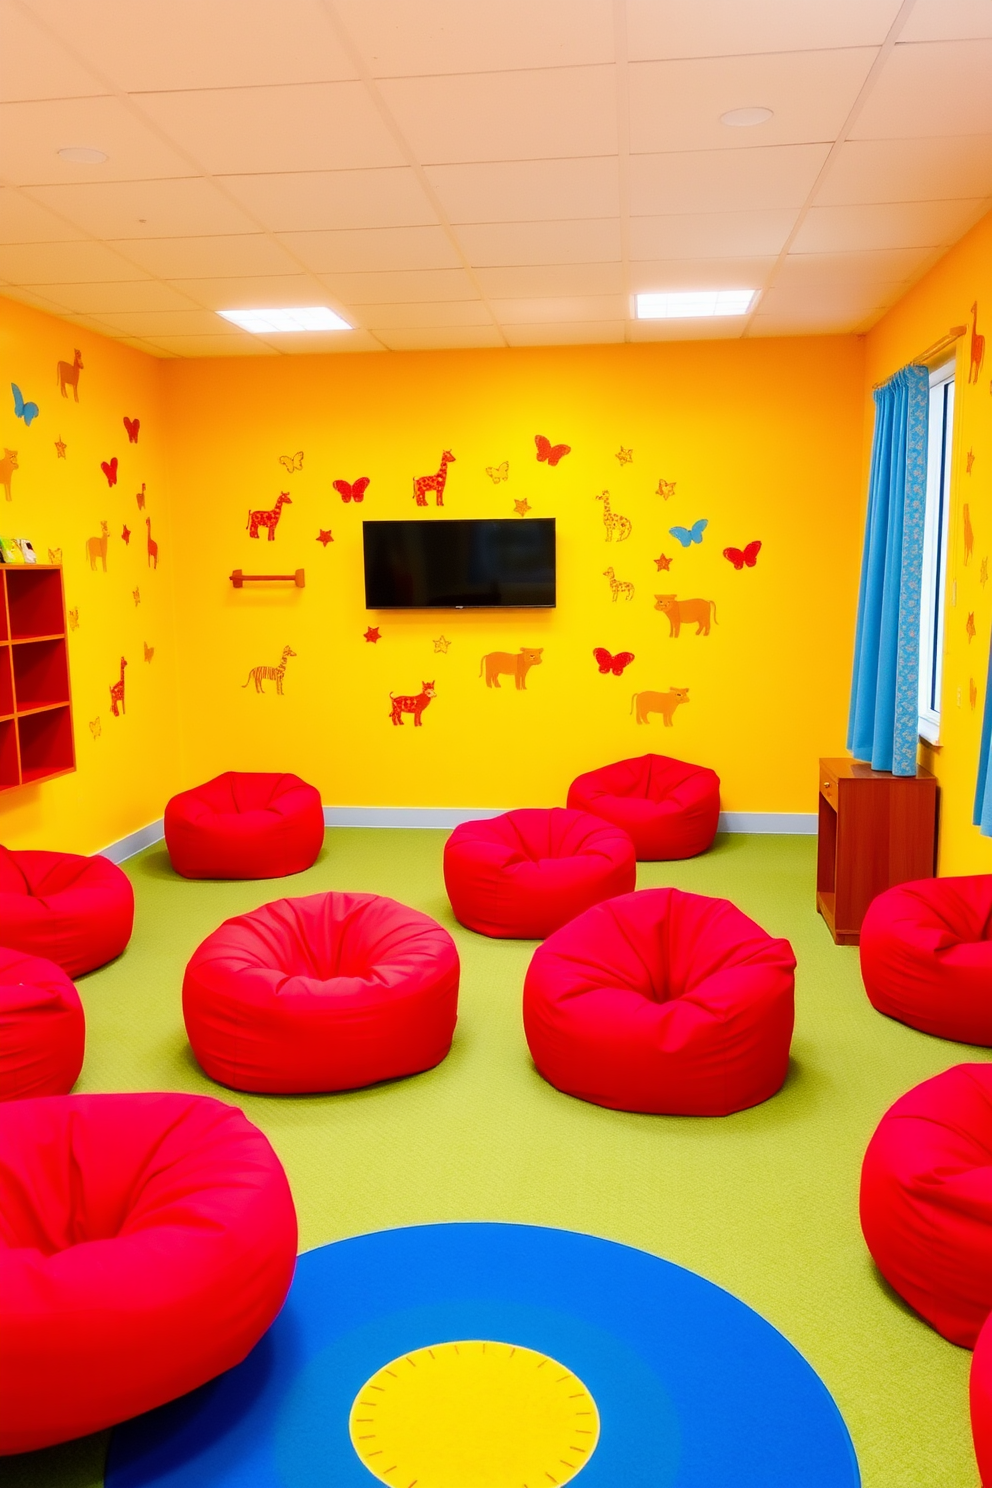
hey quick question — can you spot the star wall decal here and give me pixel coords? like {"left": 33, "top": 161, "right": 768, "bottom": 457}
{"left": 54, "top": 437, "right": 66, "bottom": 458}
{"left": 363, "top": 626, "right": 381, "bottom": 643}
{"left": 121, "top": 524, "right": 131, "bottom": 544}
{"left": 981, "top": 556, "right": 989, "bottom": 587}
{"left": 133, "top": 587, "right": 141, "bottom": 606}
{"left": 316, "top": 529, "right": 334, "bottom": 546}
{"left": 513, "top": 498, "right": 531, "bottom": 516}
{"left": 654, "top": 552, "right": 672, "bottom": 571}
{"left": 967, "top": 448, "right": 976, "bottom": 474}
{"left": 433, "top": 635, "right": 451, "bottom": 653}
{"left": 656, "top": 478, "right": 675, "bottom": 499}
{"left": 616, "top": 446, "right": 633, "bottom": 465}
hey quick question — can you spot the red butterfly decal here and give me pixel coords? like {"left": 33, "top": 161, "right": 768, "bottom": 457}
{"left": 593, "top": 647, "right": 634, "bottom": 676}
{"left": 123, "top": 417, "right": 140, "bottom": 443}
{"left": 535, "top": 434, "right": 571, "bottom": 467}
{"left": 100, "top": 457, "right": 118, "bottom": 487}
{"left": 723, "top": 540, "right": 761, "bottom": 570}
{"left": 333, "top": 477, "right": 370, "bottom": 503}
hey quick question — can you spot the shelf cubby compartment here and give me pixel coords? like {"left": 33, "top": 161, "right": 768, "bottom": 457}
{"left": 0, "top": 718, "right": 19, "bottom": 790}
{"left": 12, "top": 637, "right": 70, "bottom": 712}
{"left": 0, "top": 645, "right": 13, "bottom": 717}
{"left": 17, "top": 704, "right": 74, "bottom": 784}
{"left": 6, "top": 566, "right": 66, "bottom": 640}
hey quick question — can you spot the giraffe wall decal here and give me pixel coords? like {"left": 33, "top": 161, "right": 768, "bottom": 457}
{"left": 413, "top": 451, "right": 455, "bottom": 507}
{"left": 247, "top": 492, "right": 292, "bottom": 540}
{"left": 146, "top": 517, "right": 158, "bottom": 568}
{"left": 86, "top": 521, "right": 110, "bottom": 571}
{"left": 595, "top": 490, "right": 632, "bottom": 542}
{"left": 970, "top": 302, "right": 985, "bottom": 384}
{"left": 109, "top": 657, "right": 127, "bottom": 717}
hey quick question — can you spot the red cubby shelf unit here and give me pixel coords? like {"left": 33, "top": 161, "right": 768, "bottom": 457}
{"left": 0, "top": 565, "right": 75, "bottom": 791}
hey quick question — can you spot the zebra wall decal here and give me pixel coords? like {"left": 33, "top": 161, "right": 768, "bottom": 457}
{"left": 242, "top": 645, "right": 296, "bottom": 695}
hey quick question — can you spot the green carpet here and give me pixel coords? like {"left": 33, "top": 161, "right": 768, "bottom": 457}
{"left": 1, "top": 831, "right": 985, "bottom": 1488}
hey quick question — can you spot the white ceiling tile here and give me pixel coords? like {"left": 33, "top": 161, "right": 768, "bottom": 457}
{"left": 137, "top": 84, "right": 405, "bottom": 174}
{"left": 775, "top": 247, "right": 933, "bottom": 290}
{"left": 26, "top": 0, "right": 357, "bottom": 90}
{"left": 109, "top": 234, "right": 302, "bottom": 279}
{"left": 333, "top": 0, "right": 614, "bottom": 76}
{"left": 0, "top": 238, "right": 150, "bottom": 283}
{"left": 900, "top": 1, "right": 992, "bottom": 42}
{"left": 139, "top": 333, "right": 280, "bottom": 357}
{"left": 277, "top": 225, "right": 461, "bottom": 274}
{"left": 0, "top": 95, "right": 196, "bottom": 185}
{"left": 501, "top": 320, "right": 624, "bottom": 346}
{"left": 629, "top": 316, "right": 746, "bottom": 341}
{"left": 75, "top": 309, "right": 247, "bottom": 337}
{"left": 353, "top": 301, "right": 491, "bottom": 329}
{"left": 218, "top": 169, "right": 437, "bottom": 233}
{"left": 0, "top": 187, "right": 88, "bottom": 243}
{"left": 757, "top": 281, "right": 898, "bottom": 320}
{"left": 630, "top": 209, "right": 796, "bottom": 260}
{"left": 317, "top": 267, "right": 479, "bottom": 303}
{"left": 378, "top": 68, "right": 617, "bottom": 164}
{"left": 254, "top": 328, "right": 384, "bottom": 354}
{"left": 629, "top": 256, "right": 777, "bottom": 291}
{"left": 22, "top": 279, "right": 201, "bottom": 312}
{"left": 627, "top": 0, "right": 903, "bottom": 60}
{"left": 24, "top": 178, "right": 260, "bottom": 240}
{"left": 425, "top": 157, "right": 619, "bottom": 225}
{"left": 629, "top": 50, "right": 877, "bottom": 155}
{"left": 817, "top": 136, "right": 992, "bottom": 205}
{"left": 747, "top": 313, "right": 863, "bottom": 337}
{"left": 791, "top": 198, "right": 988, "bottom": 253}
{"left": 161, "top": 273, "right": 333, "bottom": 310}
{"left": 473, "top": 262, "right": 624, "bottom": 296}
{"left": 0, "top": 0, "right": 105, "bottom": 102}
{"left": 490, "top": 294, "right": 625, "bottom": 324}
{"left": 456, "top": 219, "right": 621, "bottom": 267}
{"left": 375, "top": 325, "right": 505, "bottom": 350}
{"left": 0, "top": 283, "right": 76, "bottom": 315}
{"left": 630, "top": 144, "right": 829, "bottom": 216}
{"left": 854, "top": 40, "right": 992, "bottom": 138}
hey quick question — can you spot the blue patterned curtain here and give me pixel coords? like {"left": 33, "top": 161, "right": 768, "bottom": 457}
{"left": 848, "top": 365, "right": 929, "bottom": 776}
{"left": 974, "top": 638, "right": 992, "bottom": 834}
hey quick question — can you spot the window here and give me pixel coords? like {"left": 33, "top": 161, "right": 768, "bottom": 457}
{"left": 917, "top": 361, "right": 955, "bottom": 744}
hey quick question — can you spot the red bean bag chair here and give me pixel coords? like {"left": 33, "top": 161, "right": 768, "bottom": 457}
{"left": 860, "top": 876, "right": 992, "bottom": 1045}
{"left": 972, "top": 1309, "right": 992, "bottom": 1487}
{"left": 0, "top": 1091, "right": 296, "bottom": 1454}
{"left": 523, "top": 887, "right": 795, "bottom": 1115}
{"left": 0, "top": 948, "right": 84, "bottom": 1101}
{"left": 183, "top": 892, "right": 459, "bottom": 1094}
{"left": 0, "top": 845, "right": 133, "bottom": 977}
{"left": 165, "top": 771, "right": 324, "bottom": 880}
{"left": 567, "top": 754, "right": 720, "bottom": 860}
{"left": 444, "top": 808, "right": 636, "bottom": 939}
{"left": 860, "top": 1064, "right": 992, "bottom": 1347}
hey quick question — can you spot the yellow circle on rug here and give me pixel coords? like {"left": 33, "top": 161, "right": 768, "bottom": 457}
{"left": 349, "top": 1339, "right": 600, "bottom": 1487}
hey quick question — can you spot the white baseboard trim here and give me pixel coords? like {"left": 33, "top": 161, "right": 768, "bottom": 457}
{"left": 99, "top": 818, "right": 164, "bottom": 864}
{"left": 718, "top": 811, "right": 817, "bottom": 835}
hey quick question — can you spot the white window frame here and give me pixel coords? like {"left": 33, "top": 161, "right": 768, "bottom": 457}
{"left": 917, "top": 360, "right": 955, "bottom": 744}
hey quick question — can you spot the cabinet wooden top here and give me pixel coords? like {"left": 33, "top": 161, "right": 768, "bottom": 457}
{"left": 819, "top": 756, "right": 934, "bottom": 783}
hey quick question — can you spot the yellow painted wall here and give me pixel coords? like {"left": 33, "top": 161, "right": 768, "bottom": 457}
{"left": 163, "top": 336, "right": 866, "bottom": 815}
{"left": 865, "top": 207, "right": 992, "bottom": 876}
{"left": 0, "top": 294, "right": 181, "bottom": 853}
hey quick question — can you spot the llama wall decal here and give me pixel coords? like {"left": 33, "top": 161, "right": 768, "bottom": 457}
{"left": 247, "top": 492, "right": 292, "bottom": 539}
{"left": 56, "top": 350, "right": 83, "bottom": 400}
{"left": 146, "top": 517, "right": 158, "bottom": 568}
{"left": 86, "top": 520, "right": 110, "bottom": 571}
{"left": 970, "top": 303, "right": 985, "bottom": 384}
{"left": 603, "top": 566, "right": 635, "bottom": 601}
{"left": 109, "top": 657, "right": 127, "bottom": 717}
{"left": 595, "top": 490, "right": 631, "bottom": 542}
{"left": 413, "top": 451, "right": 455, "bottom": 507}
{"left": 136, "top": 482, "right": 146, "bottom": 510}
{"left": 0, "top": 448, "right": 17, "bottom": 501}
{"left": 242, "top": 645, "right": 296, "bottom": 694}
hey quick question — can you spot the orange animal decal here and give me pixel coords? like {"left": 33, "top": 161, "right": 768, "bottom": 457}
{"left": 56, "top": 349, "right": 83, "bottom": 400}
{"left": 247, "top": 492, "right": 291, "bottom": 540}
{"left": 970, "top": 303, "right": 985, "bottom": 384}
{"left": 86, "top": 520, "right": 110, "bottom": 571}
{"left": 390, "top": 680, "right": 435, "bottom": 725}
{"left": 413, "top": 451, "right": 454, "bottom": 507}
{"left": 146, "top": 517, "right": 158, "bottom": 568}
{"left": 480, "top": 648, "right": 544, "bottom": 689}
{"left": 109, "top": 656, "right": 127, "bottom": 717}
{"left": 0, "top": 448, "right": 17, "bottom": 501}
{"left": 654, "top": 594, "right": 718, "bottom": 637}
{"left": 631, "top": 687, "right": 689, "bottom": 726}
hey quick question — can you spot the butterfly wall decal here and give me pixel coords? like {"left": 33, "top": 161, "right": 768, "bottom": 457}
{"left": 669, "top": 519, "right": 707, "bottom": 548}
{"left": 89, "top": 717, "right": 101, "bottom": 740}
{"left": 12, "top": 385, "right": 39, "bottom": 426}
{"left": 723, "top": 541, "right": 761, "bottom": 570}
{"left": 101, "top": 457, "right": 118, "bottom": 487}
{"left": 123, "top": 417, "right": 140, "bottom": 443}
{"left": 656, "top": 479, "right": 676, "bottom": 499}
{"left": 68, "top": 607, "right": 79, "bottom": 630}
{"left": 333, "top": 477, "right": 369, "bottom": 503}
{"left": 535, "top": 434, "right": 570, "bottom": 466}
{"left": 280, "top": 451, "right": 304, "bottom": 473}
{"left": 143, "top": 641, "right": 154, "bottom": 662}
{"left": 593, "top": 647, "right": 634, "bottom": 676}
{"left": 486, "top": 461, "right": 509, "bottom": 482}
{"left": 48, "top": 547, "right": 62, "bottom": 564}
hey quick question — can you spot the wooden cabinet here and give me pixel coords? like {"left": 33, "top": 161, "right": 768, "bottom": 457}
{"left": 816, "top": 756, "right": 937, "bottom": 945}
{"left": 0, "top": 565, "right": 75, "bottom": 791}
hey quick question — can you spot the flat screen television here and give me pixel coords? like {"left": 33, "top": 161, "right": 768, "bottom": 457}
{"left": 363, "top": 518, "right": 556, "bottom": 609}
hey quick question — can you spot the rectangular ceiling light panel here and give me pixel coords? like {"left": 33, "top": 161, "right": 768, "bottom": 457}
{"left": 217, "top": 305, "right": 351, "bottom": 332}
{"left": 636, "top": 289, "right": 756, "bottom": 319}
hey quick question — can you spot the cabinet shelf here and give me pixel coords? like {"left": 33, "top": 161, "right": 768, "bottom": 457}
{"left": 0, "top": 567, "right": 75, "bottom": 792}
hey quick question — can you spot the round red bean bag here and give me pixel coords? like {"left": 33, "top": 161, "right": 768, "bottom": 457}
{"left": 0, "top": 845, "right": 134, "bottom": 977}
{"left": 972, "top": 1310, "right": 992, "bottom": 1487}
{"left": 444, "top": 808, "right": 636, "bottom": 939}
{"left": 567, "top": 754, "right": 720, "bottom": 860}
{"left": 523, "top": 887, "right": 795, "bottom": 1115}
{"left": 183, "top": 892, "right": 459, "bottom": 1094}
{"left": 860, "top": 876, "right": 992, "bottom": 1045}
{"left": 0, "top": 1091, "right": 296, "bottom": 1454}
{"left": 0, "top": 948, "right": 84, "bottom": 1101}
{"left": 165, "top": 771, "right": 324, "bottom": 880}
{"left": 860, "top": 1064, "right": 992, "bottom": 1347}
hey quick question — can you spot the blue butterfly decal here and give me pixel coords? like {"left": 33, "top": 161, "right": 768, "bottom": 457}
{"left": 12, "top": 384, "right": 39, "bottom": 427}
{"left": 669, "top": 518, "right": 708, "bottom": 548}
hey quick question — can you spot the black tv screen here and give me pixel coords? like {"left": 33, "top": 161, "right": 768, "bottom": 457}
{"left": 363, "top": 518, "right": 556, "bottom": 609}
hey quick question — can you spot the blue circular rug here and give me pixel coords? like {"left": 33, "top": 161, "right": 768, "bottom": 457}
{"left": 106, "top": 1222, "right": 860, "bottom": 1487}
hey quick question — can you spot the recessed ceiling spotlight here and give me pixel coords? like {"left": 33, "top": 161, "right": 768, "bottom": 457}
{"left": 58, "top": 146, "right": 109, "bottom": 164}
{"left": 719, "top": 107, "right": 773, "bottom": 128}
{"left": 217, "top": 306, "right": 351, "bottom": 333}
{"left": 636, "top": 290, "right": 756, "bottom": 320}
